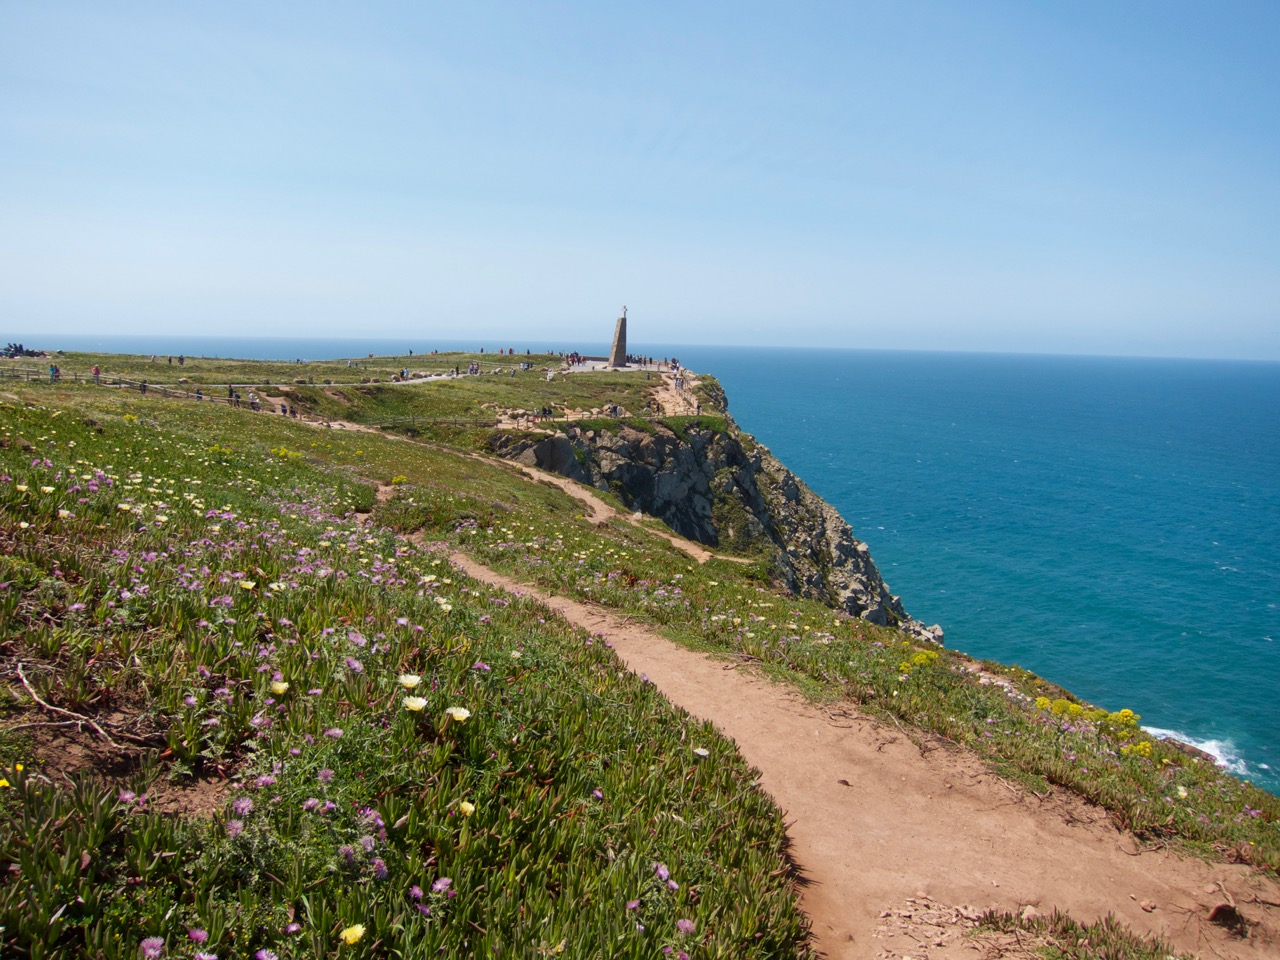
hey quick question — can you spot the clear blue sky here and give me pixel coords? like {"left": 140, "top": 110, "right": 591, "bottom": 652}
{"left": 3, "top": 1, "right": 1278, "bottom": 359}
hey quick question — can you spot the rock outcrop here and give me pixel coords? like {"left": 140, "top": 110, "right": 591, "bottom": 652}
{"left": 489, "top": 409, "right": 943, "bottom": 645}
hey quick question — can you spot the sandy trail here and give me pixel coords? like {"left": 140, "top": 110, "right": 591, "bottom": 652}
{"left": 449, "top": 553, "right": 1280, "bottom": 960}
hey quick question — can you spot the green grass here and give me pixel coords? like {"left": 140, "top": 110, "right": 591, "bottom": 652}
{"left": 0, "top": 387, "right": 811, "bottom": 959}
{"left": 3, "top": 360, "right": 1279, "bottom": 959}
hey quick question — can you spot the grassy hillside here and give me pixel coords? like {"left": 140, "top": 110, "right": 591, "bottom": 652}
{"left": 1, "top": 358, "right": 1277, "bottom": 959}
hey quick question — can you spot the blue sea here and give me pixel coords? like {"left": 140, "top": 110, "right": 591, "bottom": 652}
{"left": 16, "top": 333, "right": 1280, "bottom": 795}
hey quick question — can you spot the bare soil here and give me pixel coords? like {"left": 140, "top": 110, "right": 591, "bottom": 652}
{"left": 451, "top": 553, "right": 1280, "bottom": 960}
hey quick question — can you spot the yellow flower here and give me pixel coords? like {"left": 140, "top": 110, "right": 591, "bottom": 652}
{"left": 459, "top": 800, "right": 475, "bottom": 817}
{"left": 40, "top": 486, "right": 55, "bottom": 494}
{"left": 239, "top": 580, "right": 256, "bottom": 590}
{"left": 18, "top": 522, "right": 29, "bottom": 529}
{"left": 14, "top": 484, "right": 28, "bottom": 493}
{"left": 339, "top": 924, "right": 365, "bottom": 945}
{"left": 270, "top": 681, "right": 289, "bottom": 696}
{"left": 403, "top": 696, "right": 427, "bottom": 712}
{"left": 1177, "top": 786, "right": 1188, "bottom": 799}
{"left": 398, "top": 673, "right": 421, "bottom": 689}
{"left": 444, "top": 706, "right": 471, "bottom": 723}
{"left": 57, "top": 509, "right": 71, "bottom": 519}
{"left": 0, "top": 778, "right": 9, "bottom": 788}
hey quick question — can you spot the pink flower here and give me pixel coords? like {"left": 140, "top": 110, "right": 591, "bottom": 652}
{"left": 140, "top": 937, "right": 165, "bottom": 959}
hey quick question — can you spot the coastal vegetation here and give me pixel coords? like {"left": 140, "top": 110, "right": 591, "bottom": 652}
{"left": 1, "top": 353, "right": 1277, "bottom": 958}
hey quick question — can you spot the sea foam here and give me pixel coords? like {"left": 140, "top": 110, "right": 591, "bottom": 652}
{"left": 1145, "top": 726, "right": 1250, "bottom": 778}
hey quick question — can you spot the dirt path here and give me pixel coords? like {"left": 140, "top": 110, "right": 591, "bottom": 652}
{"left": 499, "top": 461, "right": 752, "bottom": 565}
{"left": 449, "top": 553, "right": 1280, "bottom": 960}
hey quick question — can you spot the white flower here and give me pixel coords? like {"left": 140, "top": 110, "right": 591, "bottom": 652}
{"left": 403, "top": 696, "right": 427, "bottom": 712}
{"left": 398, "top": 673, "right": 421, "bottom": 689}
{"left": 444, "top": 706, "right": 471, "bottom": 723}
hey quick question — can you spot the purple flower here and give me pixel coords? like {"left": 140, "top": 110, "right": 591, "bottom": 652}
{"left": 372, "top": 857, "right": 388, "bottom": 879}
{"left": 232, "top": 797, "right": 253, "bottom": 816}
{"left": 410, "top": 885, "right": 423, "bottom": 900}
{"left": 339, "top": 844, "right": 356, "bottom": 863}
{"left": 654, "top": 862, "right": 669, "bottom": 881}
{"left": 432, "top": 877, "right": 452, "bottom": 893}
{"left": 302, "top": 798, "right": 320, "bottom": 811}
{"left": 118, "top": 789, "right": 137, "bottom": 804}
{"left": 345, "top": 657, "right": 363, "bottom": 674}
{"left": 140, "top": 937, "right": 165, "bottom": 959}
{"left": 195, "top": 953, "right": 218, "bottom": 960}
{"left": 471, "top": 661, "right": 491, "bottom": 672}
{"left": 188, "top": 929, "right": 209, "bottom": 943}
{"left": 625, "top": 899, "right": 640, "bottom": 911}
{"left": 348, "top": 630, "right": 366, "bottom": 647}
{"left": 284, "top": 922, "right": 301, "bottom": 934}
{"left": 676, "top": 918, "right": 696, "bottom": 934}
{"left": 324, "top": 728, "right": 343, "bottom": 739}
{"left": 255, "top": 951, "right": 278, "bottom": 960}
{"left": 592, "top": 789, "right": 603, "bottom": 800}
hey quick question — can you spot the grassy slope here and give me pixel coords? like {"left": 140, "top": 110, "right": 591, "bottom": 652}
{"left": 0, "top": 386, "right": 808, "bottom": 959}
{"left": 2, "top": 362, "right": 1277, "bottom": 959}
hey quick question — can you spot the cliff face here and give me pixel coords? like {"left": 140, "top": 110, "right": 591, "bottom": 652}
{"left": 490, "top": 415, "right": 943, "bottom": 644}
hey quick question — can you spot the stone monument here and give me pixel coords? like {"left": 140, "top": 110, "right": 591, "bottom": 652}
{"left": 608, "top": 306, "right": 627, "bottom": 368}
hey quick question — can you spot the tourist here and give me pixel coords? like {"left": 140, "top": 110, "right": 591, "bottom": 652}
{"left": 91, "top": 364, "right": 101, "bottom": 385}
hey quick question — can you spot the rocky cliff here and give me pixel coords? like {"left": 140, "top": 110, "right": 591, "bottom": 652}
{"left": 489, "top": 397, "right": 943, "bottom": 645}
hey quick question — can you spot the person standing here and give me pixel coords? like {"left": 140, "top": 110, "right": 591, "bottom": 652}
{"left": 91, "top": 364, "right": 101, "bottom": 385}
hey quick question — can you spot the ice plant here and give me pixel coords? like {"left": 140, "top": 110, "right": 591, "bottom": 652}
{"left": 398, "top": 673, "right": 421, "bottom": 689}
{"left": 339, "top": 924, "right": 365, "bottom": 945}
{"left": 403, "top": 696, "right": 427, "bottom": 711}
{"left": 444, "top": 706, "right": 471, "bottom": 722}
{"left": 459, "top": 800, "right": 475, "bottom": 816}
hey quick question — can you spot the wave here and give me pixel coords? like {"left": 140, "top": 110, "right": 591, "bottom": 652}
{"left": 1144, "top": 726, "right": 1250, "bottom": 777}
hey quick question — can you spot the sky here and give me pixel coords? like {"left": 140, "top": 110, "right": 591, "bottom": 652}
{"left": 2, "top": 1, "right": 1278, "bottom": 359}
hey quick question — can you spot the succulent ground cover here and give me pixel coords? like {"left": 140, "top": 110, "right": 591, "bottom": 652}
{"left": 0, "top": 388, "right": 810, "bottom": 959}
{"left": 2, "top": 366, "right": 1278, "bottom": 960}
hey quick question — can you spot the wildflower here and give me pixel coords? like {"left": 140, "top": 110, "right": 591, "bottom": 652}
{"left": 459, "top": 800, "right": 475, "bottom": 817}
{"left": 339, "top": 924, "right": 365, "bottom": 945}
{"left": 302, "top": 798, "right": 320, "bottom": 811}
{"left": 626, "top": 899, "right": 640, "bottom": 911}
{"left": 254, "top": 950, "right": 278, "bottom": 960}
{"left": 677, "top": 918, "right": 696, "bottom": 934}
{"left": 188, "top": 929, "right": 209, "bottom": 943}
{"left": 372, "top": 857, "right": 388, "bottom": 879}
{"left": 232, "top": 797, "right": 253, "bottom": 816}
{"left": 140, "top": 936, "right": 165, "bottom": 958}
{"left": 398, "top": 673, "right": 421, "bottom": 689}
{"left": 471, "top": 661, "right": 491, "bottom": 672}
{"left": 239, "top": 581, "right": 256, "bottom": 590}
{"left": 444, "top": 706, "right": 471, "bottom": 723}
{"left": 410, "top": 885, "right": 423, "bottom": 900}
{"left": 284, "top": 923, "right": 301, "bottom": 934}
{"left": 654, "top": 862, "right": 670, "bottom": 881}
{"left": 269, "top": 680, "right": 289, "bottom": 695}
{"left": 432, "top": 877, "right": 453, "bottom": 893}
{"left": 226, "top": 819, "right": 244, "bottom": 838}
{"left": 1177, "top": 786, "right": 1189, "bottom": 799}
{"left": 195, "top": 953, "right": 218, "bottom": 960}
{"left": 40, "top": 485, "right": 54, "bottom": 494}
{"left": 324, "top": 727, "right": 344, "bottom": 739}
{"left": 58, "top": 509, "right": 71, "bottom": 519}
{"left": 318, "top": 768, "right": 335, "bottom": 783}
{"left": 14, "top": 485, "right": 27, "bottom": 493}
{"left": 404, "top": 696, "right": 427, "bottom": 711}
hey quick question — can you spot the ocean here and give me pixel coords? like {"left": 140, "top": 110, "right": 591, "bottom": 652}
{"left": 15, "top": 333, "right": 1280, "bottom": 794}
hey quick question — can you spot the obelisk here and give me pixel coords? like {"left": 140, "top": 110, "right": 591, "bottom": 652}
{"left": 608, "top": 306, "right": 627, "bottom": 368}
